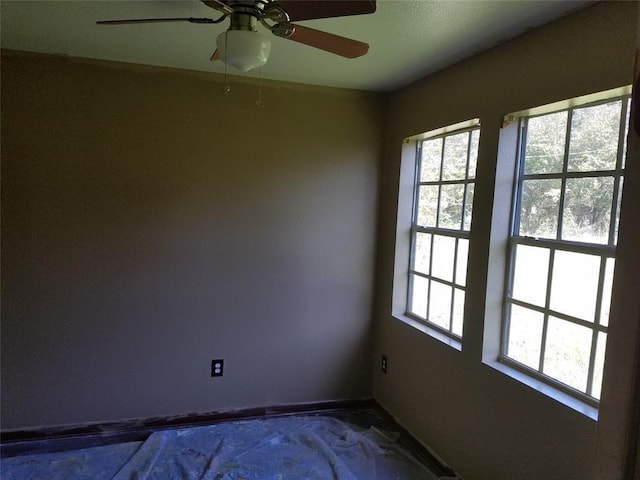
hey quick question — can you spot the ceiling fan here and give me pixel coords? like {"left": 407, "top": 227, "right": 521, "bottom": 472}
{"left": 97, "top": 0, "right": 376, "bottom": 72}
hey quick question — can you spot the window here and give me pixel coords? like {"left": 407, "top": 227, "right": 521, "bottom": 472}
{"left": 406, "top": 124, "right": 480, "bottom": 339}
{"left": 501, "top": 94, "right": 631, "bottom": 403}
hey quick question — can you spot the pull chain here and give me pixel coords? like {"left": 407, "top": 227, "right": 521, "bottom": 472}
{"left": 223, "top": 30, "right": 230, "bottom": 94}
{"left": 256, "top": 67, "right": 265, "bottom": 108}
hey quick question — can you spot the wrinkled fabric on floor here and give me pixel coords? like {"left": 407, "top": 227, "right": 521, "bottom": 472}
{"left": 2, "top": 416, "right": 441, "bottom": 479}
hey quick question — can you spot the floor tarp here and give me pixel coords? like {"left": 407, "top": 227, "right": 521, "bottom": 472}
{"left": 2, "top": 416, "right": 442, "bottom": 479}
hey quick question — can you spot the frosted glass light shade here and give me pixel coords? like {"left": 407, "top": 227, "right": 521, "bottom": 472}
{"left": 216, "top": 30, "right": 271, "bottom": 72}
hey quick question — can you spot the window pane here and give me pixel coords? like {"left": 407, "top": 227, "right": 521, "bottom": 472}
{"left": 417, "top": 185, "right": 438, "bottom": 227}
{"left": 421, "top": 138, "right": 442, "bottom": 182}
{"left": 468, "top": 129, "right": 479, "bottom": 179}
{"left": 409, "top": 274, "right": 428, "bottom": 318}
{"left": 431, "top": 235, "right": 456, "bottom": 282}
{"left": 452, "top": 288, "right": 465, "bottom": 336}
{"left": 438, "top": 184, "right": 464, "bottom": 229}
{"left": 413, "top": 233, "right": 431, "bottom": 274}
{"left": 442, "top": 132, "right": 469, "bottom": 180}
{"left": 562, "top": 177, "right": 614, "bottom": 244}
{"left": 455, "top": 238, "right": 469, "bottom": 287}
{"left": 543, "top": 317, "right": 592, "bottom": 392}
{"left": 507, "top": 305, "right": 544, "bottom": 370}
{"left": 463, "top": 183, "right": 474, "bottom": 231}
{"left": 519, "top": 179, "right": 561, "bottom": 239}
{"left": 550, "top": 251, "right": 599, "bottom": 321}
{"left": 511, "top": 245, "right": 549, "bottom": 307}
{"left": 600, "top": 258, "right": 615, "bottom": 327}
{"left": 524, "top": 111, "right": 567, "bottom": 174}
{"left": 568, "top": 101, "right": 622, "bottom": 172}
{"left": 429, "top": 281, "right": 451, "bottom": 330}
{"left": 591, "top": 331, "right": 607, "bottom": 400}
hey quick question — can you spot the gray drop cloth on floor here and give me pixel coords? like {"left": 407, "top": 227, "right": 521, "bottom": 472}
{"left": 2, "top": 416, "right": 441, "bottom": 479}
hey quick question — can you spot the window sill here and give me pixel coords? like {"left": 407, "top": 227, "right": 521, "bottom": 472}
{"left": 393, "top": 313, "right": 462, "bottom": 352}
{"left": 483, "top": 358, "right": 599, "bottom": 421}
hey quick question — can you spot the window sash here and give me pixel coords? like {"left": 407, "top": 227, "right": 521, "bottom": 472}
{"left": 407, "top": 126, "right": 479, "bottom": 339}
{"left": 500, "top": 94, "right": 630, "bottom": 402}
{"left": 502, "top": 242, "right": 613, "bottom": 403}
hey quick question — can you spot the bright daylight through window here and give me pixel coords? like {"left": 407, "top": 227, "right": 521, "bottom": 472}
{"left": 407, "top": 125, "right": 480, "bottom": 339}
{"left": 501, "top": 94, "right": 631, "bottom": 402}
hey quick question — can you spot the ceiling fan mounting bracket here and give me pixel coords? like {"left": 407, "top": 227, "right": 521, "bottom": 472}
{"left": 262, "top": 4, "right": 290, "bottom": 23}
{"left": 271, "top": 23, "right": 295, "bottom": 39}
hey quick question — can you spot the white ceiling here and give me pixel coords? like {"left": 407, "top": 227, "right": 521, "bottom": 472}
{"left": 1, "top": 0, "right": 590, "bottom": 92}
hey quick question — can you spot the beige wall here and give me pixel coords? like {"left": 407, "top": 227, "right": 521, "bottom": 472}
{"left": 373, "top": 2, "right": 638, "bottom": 480}
{"left": 3, "top": 2, "right": 640, "bottom": 480}
{"left": 1, "top": 53, "right": 382, "bottom": 428}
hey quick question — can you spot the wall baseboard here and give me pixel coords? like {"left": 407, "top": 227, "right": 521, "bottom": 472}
{"left": 1, "top": 398, "right": 376, "bottom": 444}
{"left": 0, "top": 398, "right": 456, "bottom": 478}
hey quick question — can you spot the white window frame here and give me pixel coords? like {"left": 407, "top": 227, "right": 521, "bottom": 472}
{"left": 401, "top": 120, "right": 481, "bottom": 343}
{"left": 498, "top": 88, "right": 631, "bottom": 407}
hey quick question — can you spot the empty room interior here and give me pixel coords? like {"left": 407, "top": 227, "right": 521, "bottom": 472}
{"left": 1, "top": 1, "right": 639, "bottom": 479}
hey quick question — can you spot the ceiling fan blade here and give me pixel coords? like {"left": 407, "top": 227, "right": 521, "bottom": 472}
{"left": 97, "top": 17, "right": 217, "bottom": 25}
{"left": 201, "top": 0, "right": 234, "bottom": 16}
{"left": 272, "top": 23, "right": 369, "bottom": 58}
{"left": 269, "top": 0, "right": 375, "bottom": 21}
{"left": 210, "top": 49, "right": 220, "bottom": 61}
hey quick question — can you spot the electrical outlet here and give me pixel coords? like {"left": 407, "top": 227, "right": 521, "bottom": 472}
{"left": 211, "top": 359, "right": 224, "bottom": 377}
{"left": 381, "top": 355, "right": 388, "bottom": 373}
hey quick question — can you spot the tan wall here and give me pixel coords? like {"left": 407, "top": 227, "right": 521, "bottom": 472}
{"left": 1, "top": 53, "right": 382, "bottom": 429}
{"left": 373, "top": 3, "right": 638, "bottom": 480}
{"left": 3, "top": 2, "right": 639, "bottom": 479}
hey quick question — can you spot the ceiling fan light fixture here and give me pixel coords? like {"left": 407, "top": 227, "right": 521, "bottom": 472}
{"left": 216, "top": 30, "right": 271, "bottom": 72}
